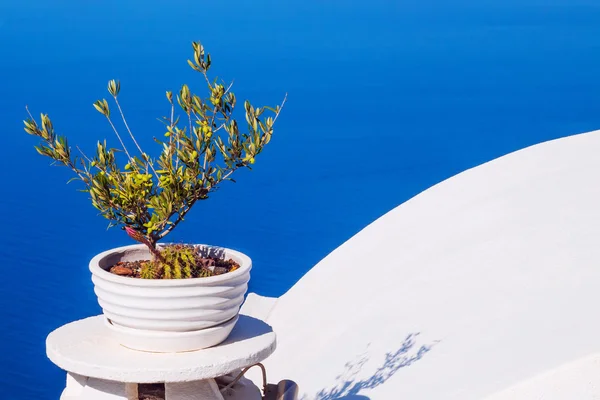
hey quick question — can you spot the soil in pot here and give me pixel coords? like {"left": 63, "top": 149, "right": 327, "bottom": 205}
{"left": 108, "top": 244, "right": 241, "bottom": 279}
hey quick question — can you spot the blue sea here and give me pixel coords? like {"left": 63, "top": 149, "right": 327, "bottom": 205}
{"left": 1, "top": 0, "right": 600, "bottom": 398}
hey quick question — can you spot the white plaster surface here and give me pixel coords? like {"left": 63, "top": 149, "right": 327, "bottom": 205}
{"left": 482, "top": 353, "right": 600, "bottom": 399}
{"left": 60, "top": 373, "right": 138, "bottom": 400}
{"left": 243, "top": 130, "right": 600, "bottom": 399}
{"left": 164, "top": 380, "right": 223, "bottom": 400}
{"left": 240, "top": 293, "right": 278, "bottom": 322}
{"left": 61, "top": 373, "right": 89, "bottom": 398}
{"left": 216, "top": 369, "right": 263, "bottom": 399}
{"left": 46, "top": 313, "right": 276, "bottom": 383}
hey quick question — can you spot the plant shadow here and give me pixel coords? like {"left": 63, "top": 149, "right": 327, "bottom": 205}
{"left": 195, "top": 244, "right": 227, "bottom": 259}
{"left": 311, "top": 333, "right": 436, "bottom": 400}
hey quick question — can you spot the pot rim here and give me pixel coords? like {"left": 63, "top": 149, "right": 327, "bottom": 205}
{"left": 89, "top": 243, "right": 252, "bottom": 287}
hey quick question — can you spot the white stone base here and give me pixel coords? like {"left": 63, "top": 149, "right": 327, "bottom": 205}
{"left": 47, "top": 315, "right": 275, "bottom": 383}
{"left": 47, "top": 314, "right": 274, "bottom": 400}
{"left": 164, "top": 380, "right": 223, "bottom": 400}
{"left": 59, "top": 372, "right": 235, "bottom": 400}
{"left": 216, "top": 370, "right": 262, "bottom": 399}
{"left": 60, "top": 373, "right": 138, "bottom": 400}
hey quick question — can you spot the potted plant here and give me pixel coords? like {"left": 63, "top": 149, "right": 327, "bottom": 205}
{"left": 23, "top": 41, "right": 286, "bottom": 353}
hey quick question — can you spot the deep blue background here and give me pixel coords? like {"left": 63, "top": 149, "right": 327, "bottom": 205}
{"left": 2, "top": 0, "right": 600, "bottom": 398}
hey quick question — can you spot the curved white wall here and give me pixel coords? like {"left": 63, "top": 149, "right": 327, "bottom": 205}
{"left": 249, "top": 130, "right": 600, "bottom": 399}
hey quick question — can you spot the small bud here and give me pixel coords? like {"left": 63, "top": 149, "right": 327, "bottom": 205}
{"left": 108, "top": 79, "right": 120, "bottom": 97}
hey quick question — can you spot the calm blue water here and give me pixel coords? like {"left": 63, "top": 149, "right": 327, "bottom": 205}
{"left": 2, "top": 0, "right": 600, "bottom": 398}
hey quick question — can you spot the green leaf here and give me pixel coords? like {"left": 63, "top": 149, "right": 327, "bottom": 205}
{"left": 187, "top": 59, "right": 200, "bottom": 72}
{"left": 93, "top": 102, "right": 103, "bottom": 114}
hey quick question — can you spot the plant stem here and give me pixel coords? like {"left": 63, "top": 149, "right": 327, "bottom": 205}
{"left": 155, "top": 186, "right": 205, "bottom": 241}
{"left": 113, "top": 97, "right": 160, "bottom": 180}
{"left": 273, "top": 93, "right": 288, "bottom": 124}
{"left": 156, "top": 160, "right": 242, "bottom": 241}
{"left": 170, "top": 102, "right": 174, "bottom": 126}
{"left": 202, "top": 71, "right": 212, "bottom": 89}
{"left": 105, "top": 115, "right": 137, "bottom": 169}
{"left": 188, "top": 112, "right": 193, "bottom": 143}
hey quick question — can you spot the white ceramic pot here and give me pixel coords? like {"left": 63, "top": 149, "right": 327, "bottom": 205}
{"left": 89, "top": 243, "right": 251, "bottom": 352}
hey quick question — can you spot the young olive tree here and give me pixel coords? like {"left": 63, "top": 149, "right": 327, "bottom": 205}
{"left": 24, "top": 41, "right": 286, "bottom": 259}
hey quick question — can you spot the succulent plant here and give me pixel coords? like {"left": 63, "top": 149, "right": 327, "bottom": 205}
{"left": 23, "top": 40, "right": 286, "bottom": 271}
{"left": 140, "top": 244, "right": 210, "bottom": 279}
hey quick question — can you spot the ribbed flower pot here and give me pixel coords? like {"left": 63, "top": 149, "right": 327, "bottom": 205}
{"left": 89, "top": 243, "right": 251, "bottom": 353}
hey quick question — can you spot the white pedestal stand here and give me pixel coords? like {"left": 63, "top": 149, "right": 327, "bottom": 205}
{"left": 46, "top": 314, "right": 276, "bottom": 400}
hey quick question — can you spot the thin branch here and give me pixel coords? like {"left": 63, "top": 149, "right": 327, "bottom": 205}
{"left": 169, "top": 105, "right": 181, "bottom": 171}
{"left": 258, "top": 94, "right": 287, "bottom": 147}
{"left": 188, "top": 112, "right": 193, "bottom": 143}
{"left": 214, "top": 121, "right": 227, "bottom": 133}
{"left": 174, "top": 138, "right": 181, "bottom": 170}
{"left": 113, "top": 97, "right": 159, "bottom": 179}
{"left": 215, "top": 82, "right": 235, "bottom": 130}
{"left": 155, "top": 194, "right": 200, "bottom": 240}
{"left": 272, "top": 93, "right": 288, "bottom": 124}
{"left": 170, "top": 102, "right": 174, "bottom": 127}
{"left": 202, "top": 151, "right": 209, "bottom": 182}
{"left": 25, "top": 105, "right": 35, "bottom": 124}
{"left": 219, "top": 166, "right": 238, "bottom": 183}
{"left": 113, "top": 97, "right": 141, "bottom": 152}
{"left": 65, "top": 159, "right": 91, "bottom": 185}
{"left": 202, "top": 71, "right": 212, "bottom": 89}
{"left": 76, "top": 145, "right": 92, "bottom": 163}
{"left": 75, "top": 145, "right": 93, "bottom": 177}
{"left": 202, "top": 107, "right": 219, "bottom": 184}
{"left": 223, "top": 79, "right": 234, "bottom": 96}
{"left": 210, "top": 100, "right": 219, "bottom": 129}
{"left": 105, "top": 115, "right": 136, "bottom": 168}
{"left": 155, "top": 161, "right": 232, "bottom": 241}
{"left": 199, "top": 99, "right": 220, "bottom": 184}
